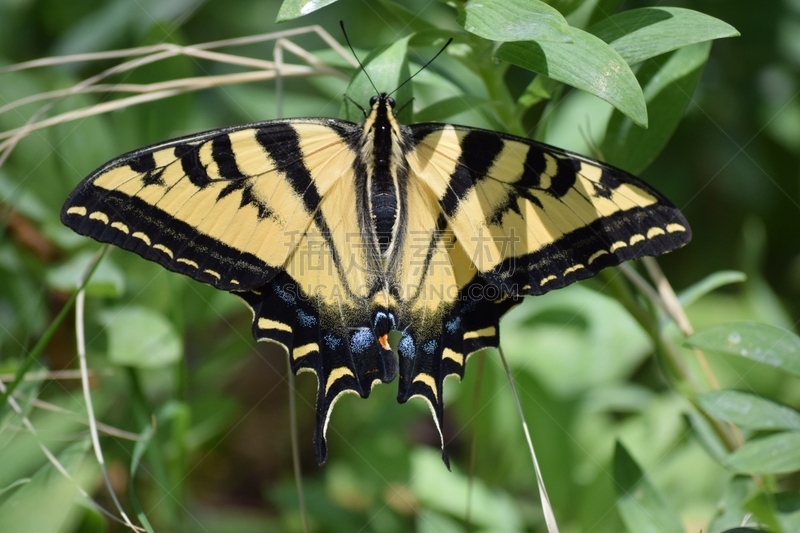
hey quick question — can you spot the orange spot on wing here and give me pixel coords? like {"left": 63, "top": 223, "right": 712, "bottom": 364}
{"left": 379, "top": 334, "right": 390, "bottom": 351}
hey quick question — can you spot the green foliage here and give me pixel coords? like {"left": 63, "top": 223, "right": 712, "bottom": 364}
{"left": 1, "top": 0, "right": 798, "bottom": 532}
{"left": 687, "top": 322, "right": 800, "bottom": 377}
{"left": 613, "top": 442, "right": 684, "bottom": 533}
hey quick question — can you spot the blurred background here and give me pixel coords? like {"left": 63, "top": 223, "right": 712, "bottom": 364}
{"left": 0, "top": 0, "right": 798, "bottom": 531}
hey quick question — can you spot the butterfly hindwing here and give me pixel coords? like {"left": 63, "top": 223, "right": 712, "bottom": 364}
{"left": 238, "top": 273, "right": 397, "bottom": 465}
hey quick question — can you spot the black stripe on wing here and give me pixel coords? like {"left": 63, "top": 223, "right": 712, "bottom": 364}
{"left": 62, "top": 187, "right": 276, "bottom": 290}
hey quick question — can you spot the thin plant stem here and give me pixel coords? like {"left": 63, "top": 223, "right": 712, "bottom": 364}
{"left": 74, "top": 247, "right": 137, "bottom": 530}
{"left": 497, "top": 347, "right": 560, "bottom": 533}
{"left": 0, "top": 379, "right": 143, "bottom": 531}
{"left": 465, "top": 351, "right": 486, "bottom": 533}
{"left": 287, "top": 356, "right": 309, "bottom": 533}
{"left": 0, "top": 247, "right": 108, "bottom": 409}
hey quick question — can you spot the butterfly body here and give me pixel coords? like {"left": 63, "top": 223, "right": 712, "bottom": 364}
{"left": 62, "top": 90, "right": 690, "bottom": 466}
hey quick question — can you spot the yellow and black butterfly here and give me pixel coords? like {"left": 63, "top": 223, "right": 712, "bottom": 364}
{"left": 61, "top": 45, "right": 690, "bottom": 467}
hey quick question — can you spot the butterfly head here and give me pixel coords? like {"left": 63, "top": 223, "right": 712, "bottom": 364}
{"left": 362, "top": 93, "right": 402, "bottom": 140}
{"left": 368, "top": 93, "right": 396, "bottom": 118}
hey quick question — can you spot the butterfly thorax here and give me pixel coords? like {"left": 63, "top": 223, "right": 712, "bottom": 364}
{"left": 361, "top": 93, "right": 405, "bottom": 256}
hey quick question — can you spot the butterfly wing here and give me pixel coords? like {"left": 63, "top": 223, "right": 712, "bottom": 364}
{"left": 62, "top": 119, "right": 398, "bottom": 465}
{"left": 394, "top": 123, "right": 691, "bottom": 461}
{"left": 237, "top": 125, "right": 398, "bottom": 464}
{"left": 61, "top": 119, "right": 349, "bottom": 290}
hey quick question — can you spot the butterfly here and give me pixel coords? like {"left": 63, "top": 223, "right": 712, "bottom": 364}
{"left": 61, "top": 72, "right": 690, "bottom": 467}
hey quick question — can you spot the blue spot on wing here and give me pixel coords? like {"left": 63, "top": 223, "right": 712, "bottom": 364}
{"left": 423, "top": 339, "right": 437, "bottom": 355}
{"left": 273, "top": 283, "right": 296, "bottom": 304}
{"left": 324, "top": 333, "right": 342, "bottom": 350}
{"left": 296, "top": 309, "right": 317, "bottom": 327}
{"left": 350, "top": 329, "right": 374, "bottom": 354}
{"left": 398, "top": 334, "right": 415, "bottom": 358}
{"left": 445, "top": 317, "right": 461, "bottom": 335}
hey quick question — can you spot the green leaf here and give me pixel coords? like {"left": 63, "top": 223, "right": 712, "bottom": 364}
{"left": 777, "top": 493, "right": 800, "bottom": 533}
{"left": 590, "top": 7, "right": 740, "bottom": 65}
{"left": 517, "top": 76, "right": 552, "bottom": 109}
{"left": 708, "top": 477, "right": 755, "bottom": 533}
{"left": 744, "top": 491, "right": 789, "bottom": 533}
{"left": 457, "top": 0, "right": 571, "bottom": 43}
{"left": 727, "top": 433, "right": 800, "bottom": 474}
{"left": 46, "top": 250, "right": 125, "bottom": 298}
{"left": 414, "top": 95, "right": 489, "bottom": 122}
{"left": 679, "top": 270, "right": 747, "bottom": 308}
{"left": 98, "top": 307, "right": 182, "bottom": 369}
{"left": 601, "top": 41, "right": 710, "bottom": 174}
{"left": 410, "top": 447, "right": 522, "bottom": 530}
{"left": 685, "top": 322, "right": 800, "bottom": 378}
{"left": 685, "top": 411, "right": 729, "bottom": 464}
{"left": 613, "top": 441, "right": 684, "bottom": 533}
{"left": 129, "top": 423, "right": 157, "bottom": 533}
{"left": 0, "top": 441, "right": 93, "bottom": 533}
{"left": 699, "top": 390, "right": 800, "bottom": 432}
{"left": 496, "top": 27, "right": 647, "bottom": 127}
{"left": 502, "top": 285, "right": 651, "bottom": 396}
{"left": 341, "top": 36, "right": 412, "bottom": 123}
{"left": 275, "top": 0, "right": 338, "bottom": 22}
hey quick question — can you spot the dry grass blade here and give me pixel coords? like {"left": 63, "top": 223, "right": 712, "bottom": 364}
{"left": 497, "top": 347, "right": 560, "bottom": 533}
{"left": 74, "top": 247, "right": 138, "bottom": 530}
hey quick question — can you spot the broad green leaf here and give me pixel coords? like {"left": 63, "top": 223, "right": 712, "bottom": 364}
{"left": 410, "top": 448, "right": 522, "bottom": 530}
{"left": 686, "top": 322, "right": 800, "bottom": 378}
{"left": 416, "top": 509, "right": 463, "bottom": 533}
{"left": 341, "top": 36, "right": 412, "bottom": 123}
{"left": 98, "top": 307, "right": 182, "bottom": 368}
{"left": 379, "top": 1, "right": 438, "bottom": 32}
{"left": 613, "top": 441, "right": 684, "bottom": 533}
{"left": 685, "top": 410, "right": 729, "bottom": 464}
{"left": 414, "top": 95, "right": 489, "bottom": 122}
{"left": 0, "top": 404, "right": 85, "bottom": 490}
{"left": 502, "top": 285, "right": 651, "bottom": 396}
{"left": 727, "top": 433, "right": 800, "bottom": 474}
{"left": 601, "top": 41, "right": 710, "bottom": 174}
{"left": 590, "top": 7, "right": 740, "bottom": 65}
{"left": 774, "top": 492, "right": 800, "bottom": 533}
{"left": 517, "top": 76, "right": 552, "bottom": 109}
{"left": 744, "top": 491, "right": 789, "bottom": 533}
{"left": 586, "top": 0, "right": 626, "bottom": 27}
{"left": 457, "top": 0, "right": 571, "bottom": 43}
{"left": 679, "top": 270, "right": 747, "bottom": 308}
{"left": 699, "top": 390, "right": 800, "bottom": 432}
{"left": 0, "top": 441, "right": 94, "bottom": 533}
{"left": 275, "top": 0, "right": 338, "bottom": 22}
{"left": 749, "top": 492, "right": 800, "bottom": 533}
{"left": 46, "top": 250, "right": 124, "bottom": 298}
{"left": 496, "top": 27, "right": 647, "bottom": 127}
{"left": 708, "top": 477, "right": 755, "bottom": 533}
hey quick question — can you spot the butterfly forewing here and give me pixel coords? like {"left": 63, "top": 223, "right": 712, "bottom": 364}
{"left": 407, "top": 123, "right": 691, "bottom": 294}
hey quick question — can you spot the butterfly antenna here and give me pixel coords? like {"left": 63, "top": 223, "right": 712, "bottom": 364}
{"left": 340, "top": 21, "right": 379, "bottom": 95}
{"left": 345, "top": 94, "right": 367, "bottom": 117}
{"left": 388, "top": 37, "right": 453, "bottom": 97}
